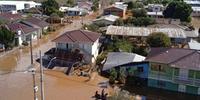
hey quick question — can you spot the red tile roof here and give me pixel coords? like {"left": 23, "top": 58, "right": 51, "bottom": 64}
{"left": 24, "top": 17, "right": 49, "bottom": 28}
{"left": 7, "top": 22, "right": 37, "bottom": 34}
{"left": 0, "top": 12, "right": 22, "bottom": 21}
{"left": 52, "top": 30, "right": 101, "bottom": 43}
{"left": 146, "top": 48, "right": 200, "bottom": 70}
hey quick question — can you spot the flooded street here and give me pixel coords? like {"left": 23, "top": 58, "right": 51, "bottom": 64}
{"left": 0, "top": 16, "right": 105, "bottom": 100}
{"left": 192, "top": 17, "right": 200, "bottom": 28}
{"left": 0, "top": 14, "right": 200, "bottom": 100}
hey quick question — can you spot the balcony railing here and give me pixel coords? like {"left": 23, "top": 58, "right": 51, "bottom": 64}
{"left": 149, "top": 71, "right": 173, "bottom": 80}
{"left": 149, "top": 71, "right": 200, "bottom": 86}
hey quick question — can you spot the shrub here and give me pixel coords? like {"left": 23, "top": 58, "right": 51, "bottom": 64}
{"left": 147, "top": 32, "right": 171, "bottom": 47}
{"left": 118, "top": 68, "right": 126, "bottom": 84}
{"left": 109, "top": 68, "right": 117, "bottom": 84}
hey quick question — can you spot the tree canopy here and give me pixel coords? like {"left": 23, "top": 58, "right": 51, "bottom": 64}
{"left": 126, "top": 1, "right": 144, "bottom": 10}
{"left": 113, "top": 18, "right": 124, "bottom": 26}
{"left": 115, "top": 39, "right": 133, "bottom": 52}
{"left": 109, "top": 68, "right": 117, "bottom": 84}
{"left": 42, "top": 0, "right": 64, "bottom": 17}
{"left": 66, "top": 0, "right": 75, "bottom": 7}
{"left": 0, "top": 27, "right": 15, "bottom": 49}
{"left": 163, "top": 1, "right": 192, "bottom": 22}
{"left": 123, "top": 16, "right": 155, "bottom": 27}
{"left": 91, "top": 0, "right": 99, "bottom": 12}
{"left": 147, "top": 32, "right": 171, "bottom": 47}
{"left": 132, "top": 8, "right": 147, "bottom": 18}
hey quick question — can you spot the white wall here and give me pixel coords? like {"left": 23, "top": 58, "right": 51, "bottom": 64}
{"left": 56, "top": 39, "right": 100, "bottom": 63}
{"left": 0, "top": 1, "right": 41, "bottom": 11}
{"left": 91, "top": 39, "right": 100, "bottom": 63}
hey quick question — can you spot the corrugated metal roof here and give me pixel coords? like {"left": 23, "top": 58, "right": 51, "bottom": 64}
{"left": 189, "top": 41, "right": 200, "bottom": 50}
{"left": 93, "top": 15, "right": 119, "bottom": 22}
{"left": 103, "top": 52, "right": 145, "bottom": 71}
{"left": 106, "top": 25, "right": 199, "bottom": 38}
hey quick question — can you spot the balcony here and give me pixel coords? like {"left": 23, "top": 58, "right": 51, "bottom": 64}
{"left": 173, "top": 76, "right": 200, "bottom": 86}
{"left": 173, "top": 76, "right": 193, "bottom": 85}
{"left": 149, "top": 71, "right": 200, "bottom": 86}
{"left": 148, "top": 71, "right": 173, "bottom": 81}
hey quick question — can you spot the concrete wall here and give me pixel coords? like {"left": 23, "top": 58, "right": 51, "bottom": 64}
{"left": 56, "top": 39, "right": 100, "bottom": 63}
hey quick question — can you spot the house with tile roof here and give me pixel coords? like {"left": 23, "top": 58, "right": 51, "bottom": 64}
{"left": 103, "top": 2, "right": 127, "bottom": 18}
{"left": 0, "top": 12, "right": 22, "bottom": 24}
{"left": 146, "top": 48, "right": 200, "bottom": 95}
{"left": 6, "top": 22, "right": 38, "bottom": 46}
{"left": 52, "top": 30, "right": 101, "bottom": 63}
{"left": 22, "top": 17, "right": 49, "bottom": 38}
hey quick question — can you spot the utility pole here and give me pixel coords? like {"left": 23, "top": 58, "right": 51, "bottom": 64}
{"left": 40, "top": 50, "right": 45, "bottom": 100}
{"left": 30, "top": 35, "right": 37, "bottom": 100}
{"left": 30, "top": 36, "right": 33, "bottom": 64}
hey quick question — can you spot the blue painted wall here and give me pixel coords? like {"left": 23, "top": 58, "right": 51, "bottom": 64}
{"left": 123, "top": 62, "right": 149, "bottom": 79}
{"left": 103, "top": 62, "right": 149, "bottom": 79}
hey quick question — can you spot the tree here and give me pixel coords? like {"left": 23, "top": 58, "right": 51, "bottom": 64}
{"left": 66, "top": 0, "right": 75, "bottom": 7}
{"left": 132, "top": 17, "right": 155, "bottom": 26}
{"left": 132, "top": 8, "right": 147, "bottom": 18}
{"left": 163, "top": 1, "right": 192, "bottom": 22}
{"left": 113, "top": 18, "right": 124, "bottom": 26}
{"left": 147, "top": 32, "right": 171, "bottom": 47}
{"left": 82, "top": 23, "right": 100, "bottom": 32}
{"left": 126, "top": 1, "right": 144, "bottom": 10}
{"left": 92, "top": 0, "right": 99, "bottom": 12}
{"left": 115, "top": 39, "right": 133, "bottom": 52}
{"left": 0, "top": 27, "right": 15, "bottom": 49}
{"left": 42, "top": 0, "right": 61, "bottom": 16}
{"left": 109, "top": 68, "right": 117, "bottom": 84}
{"left": 118, "top": 68, "right": 126, "bottom": 84}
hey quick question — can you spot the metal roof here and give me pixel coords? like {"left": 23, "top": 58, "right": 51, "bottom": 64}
{"left": 93, "top": 15, "right": 119, "bottom": 22}
{"left": 103, "top": 52, "right": 145, "bottom": 71}
{"left": 188, "top": 40, "right": 200, "bottom": 50}
{"left": 106, "top": 25, "right": 199, "bottom": 38}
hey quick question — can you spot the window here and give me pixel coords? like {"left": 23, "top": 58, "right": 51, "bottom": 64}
{"left": 137, "top": 67, "right": 144, "bottom": 72}
{"left": 188, "top": 70, "right": 195, "bottom": 78}
{"left": 196, "top": 71, "right": 200, "bottom": 79}
{"left": 151, "top": 64, "right": 165, "bottom": 72}
{"left": 24, "top": 4, "right": 30, "bottom": 9}
{"left": 174, "top": 68, "right": 179, "bottom": 76}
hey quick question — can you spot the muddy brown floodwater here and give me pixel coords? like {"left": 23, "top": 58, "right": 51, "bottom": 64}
{"left": 0, "top": 16, "right": 105, "bottom": 100}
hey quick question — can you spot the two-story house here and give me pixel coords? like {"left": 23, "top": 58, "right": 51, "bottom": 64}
{"left": 52, "top": 30, "right": 101, "bottom": 63}
{"left": 146, "top": 48, "right": 200, "bottom": 95}
{"left": 104, "top": 2, "right": 127, "bottom": 18}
